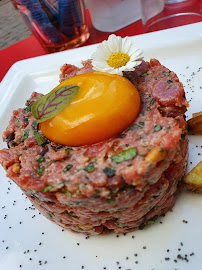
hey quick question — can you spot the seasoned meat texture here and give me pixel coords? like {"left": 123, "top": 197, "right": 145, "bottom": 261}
{"left": 0, "top": 59, "right": 188, "bottom": 235}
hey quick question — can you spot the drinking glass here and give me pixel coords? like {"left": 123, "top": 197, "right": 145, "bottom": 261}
{"left": 141, "top": 0, "right": 202, "bottom": 32}
{"left": 11, "top": 0, "right": 90, "bottom": 53}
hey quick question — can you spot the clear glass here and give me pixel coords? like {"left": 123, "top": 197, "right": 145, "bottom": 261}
{"left": 11, "top": 0, "right": 90, "bottom": 53}
{"left": 141, "top": 0, "right": 202, "bottom": 32}
{"left": 86, "top": 0, "right": 142, "bottom": 32}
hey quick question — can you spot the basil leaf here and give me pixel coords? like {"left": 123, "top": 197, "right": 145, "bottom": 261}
{"left": 31, "top": 84, "right": 80, "bottom": 123}
{"left": 111, "top": 147, "right": 137, "bottom": 163}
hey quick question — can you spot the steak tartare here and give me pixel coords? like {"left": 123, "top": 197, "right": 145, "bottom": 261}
{"left": 0, "top": 59, "right": 188, "bottom": 235}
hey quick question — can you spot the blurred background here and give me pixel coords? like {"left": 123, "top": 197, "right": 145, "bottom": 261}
{"left": 0, "top": 0, "right": 31, "bottom": 50}
{"left": 0, "top": 0, "right": 90, "bottom": 50}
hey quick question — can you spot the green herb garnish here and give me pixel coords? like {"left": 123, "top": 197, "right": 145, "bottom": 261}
{"left": 37, "top": 157, "right": 45, "bottom": 163}
{"left": 167, "top": 79, "right": 173, "bottom": 83}
{"left": 134, "top": 124, "right": 142, "bottom": 129}
{"left": 118, "top": 133, "right": 126, "bottom": 138}
{"left": 63, "top": 164, "right": 73, "bottom": 172}
{"left": 34, "top": 131, "right": 47, "bottom": 146}
{"left": 150, "top": 98, "right": 155, "bottom": 105}
{"left": 31, "top": 84, "right": 80, "bottom": 123}
{"left": 154, "top": 124, "right": 162, "bottom": 132}
{"left": 20, "top": 129, "right": 30, "bottom": 142}
{"left": 141, "top": 72, "right": 149, "bottom": 77}
{"left": 163, "top": 71, "right": 170, "bottom": 76}
{"left": 37, "top": 165, "right": 45, "bottom": 175}
{"left": 111, "top": 147, "right": 137, "bottom": 163}
{"left": 66, "top": 211, "right": 77, "bottom": 218}
{"left": 107, "top": 198, "right": 115, "bottom": 204}
{"left": 25, "top": 105, "right": 32, "bottom": 112}
{"left": 84, "top": 162, "right": 95, "bottom": 172}
{"left": 103, "top": 167, "right": 116, "bottom": 177}
{"left": 42, "top": 185, "right": 53, "bottom": 192}
{"left": 31, "top": 121, "right": 38, "bottom": 130}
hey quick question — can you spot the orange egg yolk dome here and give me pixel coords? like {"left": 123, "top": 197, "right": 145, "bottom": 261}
{"left": 40, "top": 72, "right": 140, "bottom": 146}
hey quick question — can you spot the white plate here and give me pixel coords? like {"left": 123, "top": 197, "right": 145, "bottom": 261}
{"left": 0, "top": 22, "right": 202, "bottom": 270}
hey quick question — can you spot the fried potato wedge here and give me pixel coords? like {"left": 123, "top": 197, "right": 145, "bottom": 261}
{"left": 192, "top": 111, "right": 202, "bottom": 118}
{"left": 184, "top": 161, "right": 202, "bottom": 193}
{"left": 187, "top": 113, "right": 202, "bottom": 133}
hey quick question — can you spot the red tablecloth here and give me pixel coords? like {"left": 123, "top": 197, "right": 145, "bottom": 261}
{"left": 1, "top": 1, "right": 202, "bottom": 82}
{"left": 0, "top": 10, "right": 143, "bottom": 82}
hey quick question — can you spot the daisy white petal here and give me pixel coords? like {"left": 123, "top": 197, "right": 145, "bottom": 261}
{"left": 121, "top": 36, "right": 132, "bottom": 54}
{"left": 107, "top": 35, "right": 119, "bottom": 53}
{"left": 91, "top": 34, "right": 144, "bottom": 75}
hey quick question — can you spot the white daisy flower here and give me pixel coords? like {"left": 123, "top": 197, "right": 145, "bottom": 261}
{"left": 91, "top": 34, "right": 143, "bottom": 75}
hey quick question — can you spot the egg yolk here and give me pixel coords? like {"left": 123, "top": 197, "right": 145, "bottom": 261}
{"left": 40, "top": 72, "right": 140, "bottom": 146}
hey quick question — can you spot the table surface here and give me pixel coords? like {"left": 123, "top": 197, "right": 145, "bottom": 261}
{"left": 1, "top": 1, "right": 202, "bottom": 82}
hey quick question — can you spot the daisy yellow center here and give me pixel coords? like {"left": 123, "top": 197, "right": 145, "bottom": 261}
{"left": 108, "top": 52, "right": 130, "bottom": 69}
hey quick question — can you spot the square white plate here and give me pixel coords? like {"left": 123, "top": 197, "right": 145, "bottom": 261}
{"left": 0, "top": 22, "right": 202, "bottom": 270}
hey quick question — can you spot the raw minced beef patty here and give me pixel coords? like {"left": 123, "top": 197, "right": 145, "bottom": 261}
{"left": 0, "top": 59, "right": 188, "bottom": 235}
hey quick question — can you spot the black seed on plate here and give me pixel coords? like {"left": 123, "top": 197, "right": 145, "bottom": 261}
{"left": 183, "top": 220, "right": 188, "bottom": 223}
